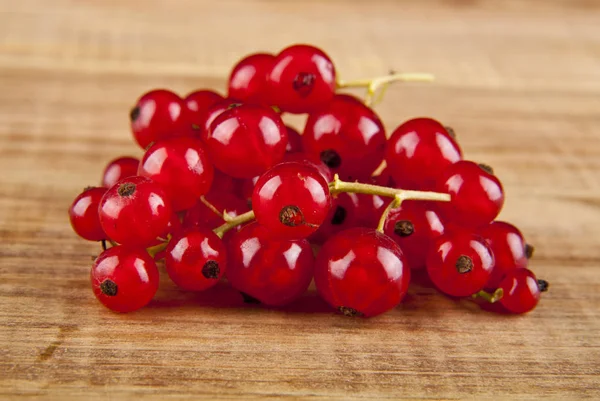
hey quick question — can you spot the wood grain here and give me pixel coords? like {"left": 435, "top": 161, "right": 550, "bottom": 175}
{"left": 1, "top": 0, "right": 599, "bottom": 399}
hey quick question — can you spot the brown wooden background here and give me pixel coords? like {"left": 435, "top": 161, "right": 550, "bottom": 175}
{"left": 1, "top": 0, "right": 599, "bottom": 399}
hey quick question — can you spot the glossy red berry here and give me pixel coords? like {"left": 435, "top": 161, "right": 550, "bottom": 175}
{"left": 130, "top": 89, "right": 191, "bottom": 149}
{"left": 102, "top": 156, "right": 140, "bottom": 188}
{"left": 210, "top": 169, "right": 244, "bottom": 198}
{"left": 91, "top": 245, "right": 159, "bottom": 313}
{"left": 227, "top": 222, "right": 314, "bottom": 306}
{"left": 499, "top": 268, "right": 544, "bottom": 314}
{"left": 267, "top": 44, "right": 336, "bottom": 113}
{"left": 481, "top": 221, "right": 529, "bottom": 289}
{"left": 436, "top": 161, "right": 504, "bottom": 228}
{"left": 309, "top": 192, "right": 360, "bottom": 244}
{"left": 199, "top": 98, "right": 241, "bottom": 140}
{"left": 285, "top": 125, "right": 303, "bottom": 153}
{"left": 386, "top": 117, "right": 462, "bottom": 190}
{"left": 138, "top": 137, "right": 214, "bottom": 211}
{"left": 383, "top": 201, "right": 445, "bottom": 270}
{"left": 426, "top": 231, "right": 494, "bottom": 297}
{"left": 228, "top": 53, "right": 275, "bottom": 105}
{"left": 356, "top": 192, "right": 391, "bottom": 228}
{"left": 99, "top": 176, "right": 172, "bottom": 246}
{"left": 282, "top": 152, "right": 333, "bottom": 182}
{"left": 69, "top": 187, "right": 107, "bottom": 241}
{"left": 184, "top": 90, "right": 223, "bottom": 135}
{"left": 314, "top": 228, "right": 410, "bottom": 317}
{"left": 165, "top": 228, "right": 227, "bottom": 291}
{"left": 303, "top": 94, "right": 386, "bottom": 181}
{"left": 183, "top": 190, "right": 250, "bottom": 234}
{"left": 206, "top": 104, "right": 287, "bottom": 178}
{"left": 252, "top": 161, "right": 331, "bottom": 239}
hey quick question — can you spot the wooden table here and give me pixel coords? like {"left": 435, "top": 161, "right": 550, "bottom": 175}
{"left": 1, "top": 0, "right": 599, "bottom": 399}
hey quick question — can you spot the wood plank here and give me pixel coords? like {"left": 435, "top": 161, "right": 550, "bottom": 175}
{"left": 1, "top": 0, "right": 599, "bottom": 399}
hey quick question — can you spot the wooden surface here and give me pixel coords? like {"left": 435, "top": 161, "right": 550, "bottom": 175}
{"left": 1, "top": 0, "right": 599, "bottom": 399}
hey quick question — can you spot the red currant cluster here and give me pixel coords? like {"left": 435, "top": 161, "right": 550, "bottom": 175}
{"left": 68, "top": 44, "right": 547, "bottom": 316}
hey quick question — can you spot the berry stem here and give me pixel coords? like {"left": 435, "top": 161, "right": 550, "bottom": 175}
{"left": 213, "top": 210, "right": 256, "bottom": 238}
{"left": 337, "top": 72, "right": 435, "bottom": 106}
{"left": 329, "top": 174, "right": 450, "bottom": 202}
{"left": 472, "top": 288, "right": 504, "bottom": 303}
{"left": 376, "top": 195, "right": 402, "bottom": 233}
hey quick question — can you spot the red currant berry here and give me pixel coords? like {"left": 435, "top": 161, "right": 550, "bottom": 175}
{"left": 228, "top": 53, "right": 275, "bottom": 105}
{"left": 165, "top": 228, "right": 227, "bottom": 291}
{"left": 386, "top": 117, "right": 462, "bottom": 190}
{"left": 210, "top": 169, "right": 244, "bottom": 198}
{"left": 303, "top": 94, "right": 386, "bottom": 181}
{"left": 227, "top": 222, "right": 314, "bottom": 306}
{"left": 99, "top": 176, "right": 172, "bottom": 246}
{"left": 267, "top": 44, "right": 336, "bottom": 113}
{"left": 309, "top": 192, "right": 360, "bottom": 244}
{"left": 199, "top": 98, "right": 241, "bottom": 141}
{"left": 183, "top": 190, "right": 250, "bottom": 234}
{"left": 102, "top": 156, "right": 140, "bottom": 188}
{"left": 69, "top": 187, "right": 107, "bottom": 241}
{"left": 91, "top": 245, "right": 159, "bottom": 313}
{"left": 283, "top": 152, "right": 333, "bottom": 182}
{"left": 426, "top": 231, "right": 494, "bottom": 297}
{"left": 383, "top": 201, "right": 445, "bottom": 270}
{"left": 240, "top": 175, "right": 260, "bottom": 203}
{"left": 147, "top": 212, "right": 182, "bottom": 248}
{"left": 130, "top": 89, "right": 191, "bottom": 149}
{"left": 436, "top": 161, "right": 504, "bottom": 228}
{"left": 184, "top": 90, "right": 223, "bottom": 135}
{"left": 480, "top": 221, "right": 529, "bottom": 289}
{"left": 372, "top": 167, "right": 395, "bottom": 187}
{"left": 356, "top": 192, "right": 391, "bottom": 228}
{"left": 314, "top": 228, "right": 410, "bottom": 317}
{"left": 206, "top": 104, "right": 287, "bottom": 178}
{"left": 138, "top": 137, "right": 214, "bottom": 211}
{"left": 499, "top": 268, "right": 545, "bottom": 314}
{"left": 285, "top": 125, "right": 303, "bottom": 153}
{"left": 252, "top": 161, "right": 331, "bottom": 239}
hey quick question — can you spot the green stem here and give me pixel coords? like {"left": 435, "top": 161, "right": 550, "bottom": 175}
{"left": 472, "top": 288, "right": 504, "bottom": 303}
{"left": 376, "top": 195, "right": 402, "bottom": 233}
{"left": 213, "top": 210, "right": 256, "bottom": 238}
{"left": 329, "top": 174, "right": 450, "bottom": 203}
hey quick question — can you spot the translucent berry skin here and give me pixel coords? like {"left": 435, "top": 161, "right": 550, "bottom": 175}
{"left": 165, "top": 228, "right": 227, "bottom": 291}
{"left": 91, "top": 245, "right": 159, "bottom": 313}
{"left": 267, "top": 44, "right": 336, "bottom": 114}
{"left": 385, "top": 117, "right": 462, "bottom": 190}
{"left": 436, "top": 161, "right": 505, "bottom": 228}
{"left": 498, "top": 268, "right": 541, "bottom": 314}
{"left": 481, "top": 221, "right": 529, "bottom": 289}
{"left": 130, "top": 89, "right": 191, "bottom": 149}
{"left": 99, "top": 176, "right": 172, "bottom": 246}
{"left": 102, "top": 156, "right": 140, "bottom": 188}
{"left": 199, "top": 98, "right": 241, "bottom": 140}
{"left": 426, "top": 231, "right": 495, "bottom": 297}
{"left": 227, "top": 222, "right": 314, "bottom": 306}
{"left": 383, "top": 202, "right": 445, "bottom": 270}
{"left": 228, "top": 53, "right": 275, "bottom": 105}
{"left": 283, "top": 152, "right": 333, "bottom": 182}
{"left": 285, "top": 126, "right": 303, "bottom": 153}
{"left": 183, "top": 190, "right": 250, "bottom": 234}
{"left": 356, "top": 193, "right": 391, "bottom": 228}
{"left": 252, "top": 161, "right": 331, "bottom": 240}
{"left": 138, "top": 137, "right": 214, "bottom": 211}
{"left": 310, "top": 193, "right": 360, "bottom": 244}
{"left": 69, "top": 187, "right": 108, "bottom": 241}
{"left": 303, "top": 94, "right": 386, "bottom": 181}
{"left": 210, "top": 169, "right": 244, "bottom": 198}
{"left": 206, "top": 104, "right": 287, "bottom": 178}
{"left": 184, "top": 90, "right": 223, "bottom": 135}
{"left": 314, "top": 228, "right": 410, "bottom": 317}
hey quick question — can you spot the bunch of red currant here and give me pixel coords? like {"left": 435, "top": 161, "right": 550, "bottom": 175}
{"left": 69, "top": 44, "right": 547, "bottom": 316}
